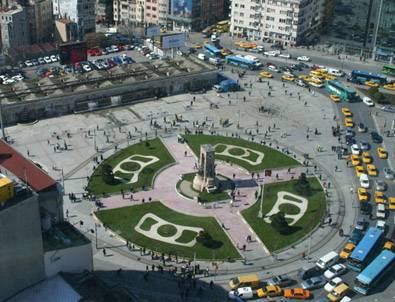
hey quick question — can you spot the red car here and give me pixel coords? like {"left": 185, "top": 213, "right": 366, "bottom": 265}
{"left": 107, "top": 59, "right": 116, "bottom": 68}
{"left": 87, "top": 48, "right": 102, "bottom": 56}
{"left": 117, "top": 44, "right": 124, "bottom": 51}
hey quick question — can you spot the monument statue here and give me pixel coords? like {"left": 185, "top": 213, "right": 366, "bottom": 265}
{"left": 192, "top": 144, "right": 217, "bottom": 192}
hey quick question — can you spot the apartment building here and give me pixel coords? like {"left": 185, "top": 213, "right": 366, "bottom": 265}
{"left": 230, "top": 0, "right": 327, "bottom": 46}
{"left": 158, "top": 0, "right": 169, "bottom": 26}
{"left": 53, "top": 0, "right": 95, "bottom": 40}
{"left": 0, "top": 5, "right": 30, "bottom": 51}
{"left": 27, "top": 0, "right": 54, "bottom": 43}
{"left": 113, "top": 0, "right": 145, "bottom": 25}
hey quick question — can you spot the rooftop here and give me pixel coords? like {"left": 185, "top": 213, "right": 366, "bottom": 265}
{"left": 0, "top": 139, "right": 57, "bottom": 192}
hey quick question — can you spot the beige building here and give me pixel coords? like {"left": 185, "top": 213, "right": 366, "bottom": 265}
{"left": 230, "top": 0, "right": 327, "bottom": 46}
{"left": 113, "top": 0, "right": 145, "bottom": 25}
{"left": 55, "top": 18, "right": 78, "bottom": 42}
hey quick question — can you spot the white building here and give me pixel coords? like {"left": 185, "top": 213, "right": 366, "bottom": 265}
{"left": 230, "top": 0, "right": 326, "bottom": 46}
{"left": 52, "top": 0, "right": 95, "bottom": 40}
{"left": 113, "top": 0, "right": 145, "bottom": 26}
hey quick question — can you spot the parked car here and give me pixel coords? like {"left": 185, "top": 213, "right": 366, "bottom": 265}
{"left": 38, "top": 57, "right": 45, "bottom": 64}
{"left": 24, "top": 60, "right": 33, "bottom": 67}
{"left": 301, "top": 276, "right": 326, "bottom": 290}
{"left": 50, "top": 55, "right": 58, "bottom": 62}
{"left": 44, "top": 56, "right": 52, "bottom": 64}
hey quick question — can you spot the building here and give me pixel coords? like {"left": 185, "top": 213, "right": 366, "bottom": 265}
{"left": 0, "top": 5, "right": 30, "bottom": 52}
{"left": 95, "top": 0, "right": 113, "bottom": 25}
{"left": 113, "top": 0, "right": 145, "bottom": 26}
{"left": 0, "top": 140, "right": 92, "bottom": 301}
{"left": 169, "top": 0, "right": 225, "bottom": 31}
{"left": 372, "top": 0, "right": 395, "bottom": 61}
{"left": 26, "top": 0, "right": 54, "bottom": 43}
{"left": 55, "top": 18, "right": 78, "bottom": 42}
{"left": 158, "top": 0, "right": 170, "bottom": 27}
{"left": 230, "top": 0, "right": 327, "bottom": 46}
{"left": 53, "top": 0, "right": 95, "bottom": 40}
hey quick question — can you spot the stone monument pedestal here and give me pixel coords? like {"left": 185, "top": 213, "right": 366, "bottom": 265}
{"left": 192, "top": 144, "right": 217, "bottom": 192}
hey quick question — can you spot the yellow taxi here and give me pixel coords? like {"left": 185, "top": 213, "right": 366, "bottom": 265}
{"left": 384, "top": 240, "right": 395, "bottom": 251}
{"left": 259, "top": 71, "right": 273, "bottom": 78}
{"left": 388, "top": 197, "right": 395, "bottom": 210}
{"left": 367, "top": 164, "right": 378, "bottom": 176}
{"left": 330, "top": 94, "right": 341, "bottom": 103}
{"left": 282, "top": 74, "right": 295, "bottom": 81}
{"left": 257, "top": 285, "right": 282, "bottom": 298}
{"left": 358, "top": 187, "right": 369, "bottom": 202}
{"left": 375, "top": 191, "right": 387, "bottom": 204}
{"left": 351, "top": 155, "right": 361, "bottom": 166}
{"left": 298, "top": 74, "right": 311, "bottom": 81}
{"left": 383, "top": 83, "right": 395, "bottom": 90}
{"left": 327, "top": 283, "right": 349, "bottom": 302}
{"left": 377, "top": 147, "right": 388, "bottom": 159}
{"left": 193, "top": 43, "right": 202, "bottom": 49}
{"left": 365, "top": 81, "right": 380, "bottom": 88}
{"left": 355, "top": 165, "right": 365, "bottom": 177}
{"left": 340, "top": 242, "right": 356, "bottom": 259}
{"left": 310, "top": 70, "right": 324, "bottom": 78}
{"left": 362, "top": 152, "right": 372, "bottom": 164}
{"left": 341, "top": 108, "right": 353, "bottom": 117}
{"left": 324, "top": 74, "right": 337, "bottom": 81}
{"left": 344, "top": 118, "right": 354, "bottom": 127}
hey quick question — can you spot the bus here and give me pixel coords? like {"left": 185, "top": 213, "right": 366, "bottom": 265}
{"left": 325, "top": 80, "right": 359, "bottom": 102}
{"left": 347, "top": 227, "right": 384, "bottom": 272}
{"left": 382, "top": 65, "right": 395, "bottom": 76}
{"left": 349, "top": 70, "right": 387, "bottom": 84}
{"left": 354, "top": 249, "right": 395, "bottom": 295}
{"left": 226, "top": 55, "right": 259, "bottom": 70}
{"left": 203, "top": 43, "right": 221, "bottom": 57}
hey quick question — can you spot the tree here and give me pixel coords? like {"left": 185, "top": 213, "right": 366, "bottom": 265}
{"left": 270, "top": 211, "right": 290, "bottom": 235}
{"left": 85, "top": 32, "right": 109, "bottom": 49}
{"left": 102, "top": 163, "right": 115, "bottom": 184}
{"left": 294, "top": 173, "right": 311, "bottom": 195}
{"left": 196, "top": 231, "right": 222, "bottom": 248}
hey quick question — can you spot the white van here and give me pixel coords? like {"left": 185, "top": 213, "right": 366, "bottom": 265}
{"left": 328, "top": 68, "right": 344, "bottom": 77}
{"left": 197, "top": 53, "right": 206, "bottom": 61}
{"left": 316, "top": 251, "right": 339, "bottom": 270}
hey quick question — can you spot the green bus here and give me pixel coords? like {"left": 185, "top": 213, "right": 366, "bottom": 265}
{"left": 382, "top": 65, "right": 395, "bottom": 76}
{"left": 325, "top": 80, "right": 359, "bottom": 102}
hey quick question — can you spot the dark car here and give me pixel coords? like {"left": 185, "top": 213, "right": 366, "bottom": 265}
{"left": 349, "top": 228, "right": 364, "bottom": 245}
{"left": 297, "top": 62, "right": 310, "bottom": 69}
{"left": 370, "top": 131, "right": 383, "bottom": 143}
{"left": 301, "top": 275, "right": 326, "bottom": 290}
{"left": 298, "top": 264, "right": 323, "bottom": 280}
{"left": 265, "top": 275, "right": 294, "bottom": 287}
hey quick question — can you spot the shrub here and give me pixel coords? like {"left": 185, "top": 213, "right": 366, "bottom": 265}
{"left": 102, "top": 163, "right": 115, "bottom": 185}
{"left": 196, "top": 231, "right": 222, "bottom": 249}
{"left": 270, "top": 211, "right": 291, "bottom": 235}
{"left": 294, "top": 173, "right": 311, "bottom": 195}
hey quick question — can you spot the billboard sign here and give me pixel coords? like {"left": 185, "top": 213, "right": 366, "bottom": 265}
{"left": 146, "top": 25, "right": 160, "bottom": 37}
{"left": 161, "top": 33, "right": 186, "bottom": 49}
{"left": 172, "top": 0, "right": 192, "bottom": 18}
{"left": 58, "top": 41, "right": 87, "bottom": 65}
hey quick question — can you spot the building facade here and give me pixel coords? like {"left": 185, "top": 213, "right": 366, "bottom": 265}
{"left": 230, "top": 0, "right": 326, "bottom": 46}
{"left": 53, "top": 0, "right": 95, "bottom": 40}
{"left": 27, "top": 0, "right": 54, "bottom": 43}
{"left": 113, "top": 0, "right": 145, "bottom": 26}
{"left": 372, "top": 0, "right": 395, "bottom": 61}
{"left": 55, "top": 18, "right": 78, "bottom": 42}
{"left": 0, "top": 5, "right": 30, "bottom": 51}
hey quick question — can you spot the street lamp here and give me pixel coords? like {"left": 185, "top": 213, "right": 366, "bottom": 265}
{"left": 258, "top": 184, "right": 264, "bottom": 218}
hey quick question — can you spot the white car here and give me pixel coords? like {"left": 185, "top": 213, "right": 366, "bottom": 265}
{"left": 44, "top": 56, "right": 52, "bottom": 63}
{"left": 339, "top": 297, "right": 351, "bottom": 302}
{"left": 360, "top": 174, "right": 370, "bottom": 189}
{"left": 82, "top": 64, "right": 92, "bottom": 72}
{"left": 324, "top": 277, "right": 343, "bottom": 292}
{"left": 297, "top": 56, "right": 311, "bottom": 62}
{"left": 376, "top": 219, "right": 386, "bottom": 230}
{"left": 362, "top": 96, "right": 374, "bottom": 106}
{"left": 228, "top": 287, "right": 253, "bottom": 299}
{"left": 376, "top": 204, "right": 386, "bottom": 219}
{"left": 50, "top": 55, "right": 58, "bottom": 62}
{"left": 350, "top": 144, "right": 361, "bottom": 155}
{"left": 324, "top": 264, "right": 347, "bottom": 280}
{"left": 24, "top": 60, "right": 33, "bottom": 67}
{"left": 264, "top": 50, "right": 280, "bottom": 56}
{"left": 11, "top": 74, "right": 24, "bottom": 81}
{"left": 267, "top": 65, "right": 279, "bottom": 72}
{"left": 2, "top": 78, "right": 15, "bottom": 85}
{"left": 279, "top": 53, "right": 291, "bottom": 59}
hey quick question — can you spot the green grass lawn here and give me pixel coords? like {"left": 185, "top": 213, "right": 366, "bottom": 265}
{"left": 96, "top": 202, "right": 241, "bottom": 260}
{"left": 242, "top": 178, "right": 326, "bottom": 252}
{"left": 183, "top": 134, "right": 299, "bottom": 172}
{"left": 87, "top": 138, "right": 175, "bottom": 194}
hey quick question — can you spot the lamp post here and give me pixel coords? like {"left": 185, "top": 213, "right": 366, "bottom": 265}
{"left": 0, "top": 99, "right": 5, "bottom": 139}
{"left": 258, "top": 184, "right": 264, "bottom": 218}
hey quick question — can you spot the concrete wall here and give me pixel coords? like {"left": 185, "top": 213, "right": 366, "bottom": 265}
{"left": 44, "top": 243, "right": 93, "bottom": 278}
{"left": 39, "top": 187, "right": 64, "bottom": 223}
{"left": 0, "top": 195, "right": 45, "bottom": 301}
{"left": 3, "top": 69, "right": 218, "bottom": 125}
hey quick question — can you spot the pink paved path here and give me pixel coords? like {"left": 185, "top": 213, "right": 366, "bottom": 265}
{"left": 101, "top": 136, "right": 303, "bottom": 258}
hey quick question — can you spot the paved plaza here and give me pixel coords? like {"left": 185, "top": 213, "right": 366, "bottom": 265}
{"left": 5, "top": 70, "right": 359, "bottom": 300}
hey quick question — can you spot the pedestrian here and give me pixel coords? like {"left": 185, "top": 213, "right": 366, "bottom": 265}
{"left": 66, "top": 209, "right": 69, "bottom": 218}
{"left": 146, "top": 265, "right": 149, "bottom": 271}
{"left": 306, "top": 134, "right": 309, "bottom": 140}
{"left": 335, "top": 165, "right": 338, "bottom": 172}
{"left": 102, "top": 248, "right": 107, "bottom": 257}
{"left": 242, "top": 244, "right": 246, "bottom": 252}
{"left": 210, "top": 280, "right": 214, "bottom": 289}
